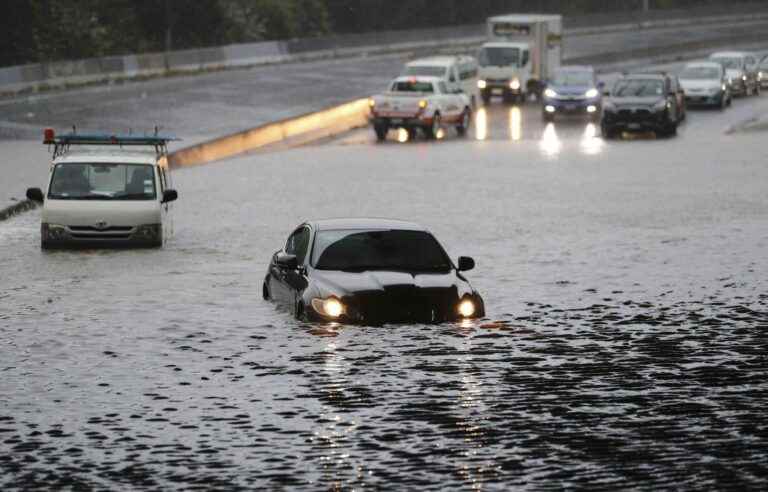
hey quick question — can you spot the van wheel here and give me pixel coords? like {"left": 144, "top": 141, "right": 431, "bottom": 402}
{"left": 295, "top": 300, "right": 305, "bottom": 320}
{"left": 424, "top": 113, "right": 441, "bottom": 140}
{"left": 41, "top": 240, "right": 51, "bottom": 250}
{"left": 262, "top": 282, "right": 270, "bottom": 300}
{"left": 374, "top": 124, "right": 388, "bottom": 142}
{"left": 456, "top": 108, "right": 471, "bottom": 137}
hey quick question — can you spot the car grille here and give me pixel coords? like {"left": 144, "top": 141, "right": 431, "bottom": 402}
{"left": 617, "top": 108, "right": 653, "bottom": 121}
{"left": 348, "top": 286, "right": 458, "bottom": 324}
{"left": 68, "top": 225, "right": 134, "bottom": 240}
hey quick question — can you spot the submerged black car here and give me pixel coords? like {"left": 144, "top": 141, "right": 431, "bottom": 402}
{"left": 601, "top": 73, "right": 685, "bottom": 138}
{"left": 263, "top": 218, "right": 485, "bottom": 324}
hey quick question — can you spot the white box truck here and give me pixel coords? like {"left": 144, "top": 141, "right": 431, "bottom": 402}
{"left": 477, "top": 14, "right": 562, "bottom": 104}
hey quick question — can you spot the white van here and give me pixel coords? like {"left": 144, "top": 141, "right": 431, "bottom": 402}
{"left": 26, "top": 130, "right": 179, "bottom": 249}
{"left": 401, "top": 55, "right": 481, "bottom": 108}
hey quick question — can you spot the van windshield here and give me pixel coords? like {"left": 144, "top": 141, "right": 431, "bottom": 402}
{"left": 48, "top": 163, "right": 157, "bottom": 200}
{"left": 402, "top": 66, "right": 447, "bottom": 78}
{"left": 478, "top": 47, "right": 520, "bottom": 67}
{"left": 391, "top": 81, "right": 434, "bottom": 92}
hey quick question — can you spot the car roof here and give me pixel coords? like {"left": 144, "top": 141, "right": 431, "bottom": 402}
{"left": 710, "top": 52, "right": 749, "bottom": 58}
{"left": 392, "top": 75, "right": 443, "bottom": 84}
{"left": 684, "top": 61, "right": 723, "bottom": 69}
{"left": 406, "top": 56, "right": 473, "bottom": 67}
{"left": 558, "top": 65, "right": 594, "bottom": 72}
{"left": 54, "top": 148, "right": 159, "bottom": 165}
{"left": 311, "top": 218, "right": 427, "bottom": 232}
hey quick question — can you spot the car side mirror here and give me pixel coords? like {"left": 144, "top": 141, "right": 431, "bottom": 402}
{"left": 457, "top": 256, "right": 475, "bottom": 272}
{"left": 162, "top": 189, "right": 178, "bottom": 203}
{"left": 277, "top": 253, "right": 298, "bottom": 270}
{"left": 26, "top": 187, "right": 44, "bottom": 202}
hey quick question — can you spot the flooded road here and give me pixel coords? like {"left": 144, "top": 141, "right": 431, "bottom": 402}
{"left": 2, "top": 92, "right": 768, "bottom": 489}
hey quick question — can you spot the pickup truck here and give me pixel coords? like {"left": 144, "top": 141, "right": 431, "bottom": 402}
{"left": 368, "top": 76, "right": 472, "bottom": 141}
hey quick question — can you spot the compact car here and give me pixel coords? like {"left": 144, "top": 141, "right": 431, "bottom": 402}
{"left": 541, "top": 65, "right": 603, "bottom": 121}
{"left": 601, "top": 73, "right": 685, "bottom": 138}
{"left": 678, "top": 61, "right": 731, "bottom": 109}
{"left": 263, "top": 218, "right": 485, "bottom": 325}
{"left": 709, "top": 51, "right": 760, "bottom": 96}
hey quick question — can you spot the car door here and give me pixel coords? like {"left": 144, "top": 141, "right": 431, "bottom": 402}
{"left": 438, "top": 81, "right": 461, "bottom": 121}
{"left": 271, "top": 226, "right": 311, "bottom": 310}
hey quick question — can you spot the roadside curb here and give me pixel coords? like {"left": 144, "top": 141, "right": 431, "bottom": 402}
{"left": 0, "top": 199, "right": 37, "bottom": 222}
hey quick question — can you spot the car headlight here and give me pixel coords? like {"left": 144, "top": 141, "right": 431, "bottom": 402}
{"left": 543, "top": 88, "right": 557, "bottom": 98}
{"left": 759, "top": 71, "right": 764, "bottom": 80}
{"left": 509, "top": 78, "right": 521, "bottom": 90}
{"left": 584, "top": 88, "right": 599, "bottom": 98}
{"left": 742, "top": 75, "right": 747, "bottom": 81}
{"left": 457, "top": 298, "right": 476, "bottom": 318}
{"left": 368, "top": 98, "right": 376, "bottom": 108}
{"left": 720, "top": 84, "right": 727, "bottom": 92}
{"left": 653, "top": 100, "right": 669, "bottom": 112}
{"left": 311, "top": 297, "right": 345, "bottom": 318}
{"left": 418, "top": 99, "right": 428, "bottom": 109}
{"left": 42, "top": 223, "right": 68, "bottom": 240}
{"left": 477, "top": 79, "right": 487, "bottom": 89}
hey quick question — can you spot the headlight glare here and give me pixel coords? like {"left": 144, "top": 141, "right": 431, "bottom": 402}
{"left": 543, "top": 88, "right": 557, "bottom": 98}
{"left": 312, "top": 297, "right": 345, "bottom": 318}
{"left": 477, "top": 79, "right": 487, "bottom": 89}
{"left": 509, "top": 78, "right": 521, "bottom": 90}
{"left": 418, "top": 99, "right": 428, "bottom": 109}
{"left": 458, "top": 298, "right": 476, "bottom": 318}
{"left": 585, "top": 88, "right": 599, "bottom": 98}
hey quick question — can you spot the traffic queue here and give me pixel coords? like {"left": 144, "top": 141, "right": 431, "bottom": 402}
{"left": 367, "top": 14, "right": 765, "bottom": 142}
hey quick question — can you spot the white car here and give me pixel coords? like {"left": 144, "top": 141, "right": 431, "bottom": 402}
{"left": 26, "top": 129, "right": 179, "bottom": 249}
{"left": 401, "top": 56, "right": 480, "bottom": 108}
{"left": 679, "top": 61, "right": 731, "bottom": 109}
{"left": 368, "top": 76, "right": 472, "bottom": 142}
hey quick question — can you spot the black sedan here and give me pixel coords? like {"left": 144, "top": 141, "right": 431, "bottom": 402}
{"left": 263, "top": 218, "right": 485, "bottom": 324}
{"left": 601, "top": 73, "right": 685, "bottom": 138}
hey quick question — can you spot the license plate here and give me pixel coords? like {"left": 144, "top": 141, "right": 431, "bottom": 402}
{"left": 389, "top": 118, "right": 403, "bottom": 124}
{"left": 492, "top": 89, "right": 503, "bottom": 95}
{"left": 628, "top": 123, "right": 642, "bottom": 130}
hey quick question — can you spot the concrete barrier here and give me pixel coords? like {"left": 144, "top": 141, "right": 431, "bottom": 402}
{"left": 168, "top": 98, "right": 370, "bottom": 168}
{"left": 2, "top": 8, "right": 768, "bottom": 97}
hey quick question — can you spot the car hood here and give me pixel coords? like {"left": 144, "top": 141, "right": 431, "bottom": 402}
{"left": 311, "top": 269, "right": 471, "bottom": 297}
{"left": 548, "top": 84, "right": 594, "bottom": 96}
{"left": 42, "top": 199, "right": 160, "bottom": 226}
{"left": 608, "top": 96, "right": 662, "bottom": 107}
{"left": 679, "top": 79, "right": 721, "bottom": 91}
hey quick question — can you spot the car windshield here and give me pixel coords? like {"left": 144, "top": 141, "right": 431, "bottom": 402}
{"left": 391, "top": 81, "right": 434, "bottom": 92}
{"left": 478, "top": 47, "right": 520, "bottom": 67}
{"left": 402, "top": 66, "right": 447, "bottom": 78}
{"left": 48, "top": 163, "right": 156, "bottom": 200}
{"left": 680, "top": 67, "right": 721, "bottom": 80}
{"left": 551, "top": 71, "right": 593, "bottom": 86}
{"left": 312, "top": 229, "right": 452, "bottom": 272}
{"left": 711, "top": 57, "right": 743, "bottom": 69}
{"left": 612, "top": 79, "right": 664, "bottom": 97}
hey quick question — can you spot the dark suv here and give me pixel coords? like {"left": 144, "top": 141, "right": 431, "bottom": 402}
{"left": 601, "top": 73, "right": 685, "bottom": 138}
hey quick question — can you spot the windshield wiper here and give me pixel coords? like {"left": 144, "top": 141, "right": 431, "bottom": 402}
{"left": 114, "top": 193, "right": 151, "bottom": 200}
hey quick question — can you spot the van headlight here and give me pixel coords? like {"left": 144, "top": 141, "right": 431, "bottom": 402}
{"left": 457, "top": 298, "right": 476, "bottom": 318}
{"left": 136, "top": 224, "right": 161, "bottom": 239}
{"left": 509, "top": 78, "right": 521, "bottom": 90}
{"left": 477, "top": 79, "right": 487, "bottom": 89}
{"left": 311, "top": 297, "right": 345, "bottom": 318}
{"left": 584, "top": 88, "right": 599, "bottom": 98}
{"left": 42, "top": 223, "right": 68, "bottom": 240}
{"left": 543, "top": 88, "right": 558, "bottom": 98}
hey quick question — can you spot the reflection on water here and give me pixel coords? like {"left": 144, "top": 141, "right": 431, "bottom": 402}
{"left": 474, "top": 107, "right": 487, "bottom": 141}
{"left": 396, "top": 128, "right": 409, "bottom": 143}
{"left": 539, "top": 123, "right": 561, "bottom": 157}
{"left": 509, "top": 107, "right": 522, "bottom": 142}
{"left": 580, "top": 123, "right": 604, "bottom": 155}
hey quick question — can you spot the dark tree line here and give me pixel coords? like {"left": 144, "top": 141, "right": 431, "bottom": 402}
{"left": 0, "top": 0, "right": 753, "bottom": 67}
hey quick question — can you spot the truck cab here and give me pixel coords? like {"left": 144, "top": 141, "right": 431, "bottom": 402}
{"left": 478, "top": 14, "right": 562, "bottom": 105}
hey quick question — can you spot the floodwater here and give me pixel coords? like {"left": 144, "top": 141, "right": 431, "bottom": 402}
{"left": 2, "top": 97, "right": 768, "bottom": 489}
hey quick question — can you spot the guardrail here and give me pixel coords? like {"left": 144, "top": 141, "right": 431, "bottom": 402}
{"left": 3, "top": 6, "right": 768, "bottom": 97}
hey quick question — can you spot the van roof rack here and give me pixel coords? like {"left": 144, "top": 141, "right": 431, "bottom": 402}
{"left": 43, "top": 127, "right": 180, "bottom": 158}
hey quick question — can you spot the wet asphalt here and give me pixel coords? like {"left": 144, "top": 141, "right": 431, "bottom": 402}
{"left": 2, "top": 69, "right": 768, "bottom": 488}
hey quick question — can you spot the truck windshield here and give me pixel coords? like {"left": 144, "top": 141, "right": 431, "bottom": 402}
{"left": 391, "top": 81, "right": 434, "bottom": 92}
{"left": 478, "top": 47, "right": 520, "bottom": 67}
{"left": 312, "top": 229, "right": 452, "bottom": 272}
{"left": 402, "top": 66, "right": 447, "bottom": 78}
{"left": 48, "top": 163, "right": 157, "bottom": 200}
